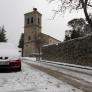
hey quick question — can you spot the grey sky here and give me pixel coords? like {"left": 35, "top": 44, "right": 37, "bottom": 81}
{"left": 0, "top": 0, "right": 85, "bottom": 46}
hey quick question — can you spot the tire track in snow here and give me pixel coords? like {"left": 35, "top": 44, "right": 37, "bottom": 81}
{"left": 24, "top": 62, "right": 92, "bottom": 92}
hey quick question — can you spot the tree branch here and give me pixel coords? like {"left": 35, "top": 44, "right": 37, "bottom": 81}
{"left": 87, "top": 4, "right": 92, "bottom": 7}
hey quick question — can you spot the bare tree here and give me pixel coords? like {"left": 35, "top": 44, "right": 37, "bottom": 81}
{"left": 48, "top": 0, "right": 92, "bottom": 28}
{"left": 34, "top": 32, "right": 43, "bottom": 61}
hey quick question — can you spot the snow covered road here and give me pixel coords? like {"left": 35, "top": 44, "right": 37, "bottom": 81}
{"left": 0, "top": 62, "right": 83, "bottom": 92}
{"left": 23, "top": 57, "right": 92, "bottom": 92}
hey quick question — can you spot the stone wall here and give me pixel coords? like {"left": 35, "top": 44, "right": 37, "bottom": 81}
{"left": 42, "top": 34, "right": 92, "bottom": 66}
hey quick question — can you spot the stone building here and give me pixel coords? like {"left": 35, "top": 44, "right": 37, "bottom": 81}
{"left": 23, "top": 8, "right": 61, "bottom": 57}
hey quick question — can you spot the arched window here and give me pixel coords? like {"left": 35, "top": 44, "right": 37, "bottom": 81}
{"left": 31, "top": 17, "right": 33, "bottom": 23}
{"left": 27, "top": 18, "right": 29, "bottom": 24}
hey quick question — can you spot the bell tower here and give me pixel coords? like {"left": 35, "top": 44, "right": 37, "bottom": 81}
{"left": 23, "top": 8, "right": 42, "bottom": 57}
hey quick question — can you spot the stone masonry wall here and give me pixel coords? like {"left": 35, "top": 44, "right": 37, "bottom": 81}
{"left": 42, "top": 34, "right": 92, "bottom": 66}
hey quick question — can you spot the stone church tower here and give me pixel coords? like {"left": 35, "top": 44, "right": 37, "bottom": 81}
{"left": 23, "top": 8, "right": 61, "bottom": 57}
{"left": 23, "top": 8, "right": 42, "bottom": 57}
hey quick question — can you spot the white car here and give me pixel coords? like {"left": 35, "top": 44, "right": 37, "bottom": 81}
{"left": 0, "top": 43, "right": 21, "bottom": 71}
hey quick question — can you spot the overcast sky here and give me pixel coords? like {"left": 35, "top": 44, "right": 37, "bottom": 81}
{"left": 0, "top": 0, "right": 85, "bottom": 46}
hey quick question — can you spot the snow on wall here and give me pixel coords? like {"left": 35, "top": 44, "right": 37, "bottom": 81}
{"left": 42, "top": 34, "right": 92, "bottom": 67}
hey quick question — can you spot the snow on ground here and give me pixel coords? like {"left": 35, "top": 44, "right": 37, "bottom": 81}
{"left": 0, "top": 62, "right": 83, "bottom": 92}
{"left": 23, "top": 57, "right": 92, "bottom": 83}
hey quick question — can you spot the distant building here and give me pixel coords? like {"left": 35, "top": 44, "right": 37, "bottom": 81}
{"left": 23, "top": 8, "right": 61, "bottom": 57}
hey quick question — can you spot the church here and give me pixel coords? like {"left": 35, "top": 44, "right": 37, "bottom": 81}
{"left": 23, "top": 8, "right": 61, "bottom": 57}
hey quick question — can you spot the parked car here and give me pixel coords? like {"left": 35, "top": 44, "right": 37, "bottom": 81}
{"left": 0, "top": 42, "right": 21, "bottom": 71}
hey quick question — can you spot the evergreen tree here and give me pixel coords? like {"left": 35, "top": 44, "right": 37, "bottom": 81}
{"left": 64, "top": 18, "right": 86, "bottom": 41}
{"left": 18, "top": 33, "right": 24, "bottom": 56}
{"left": 0, "top": 26, "right": 7, "bottom": 42}
{"left": 68, "top": 18, "right": 86, "bottom": 31}
{"left": 64, "top": 35, "right": 71, "bottom": 41}
{"left": 71, "top": 30, "right": 81, "bottom": 39}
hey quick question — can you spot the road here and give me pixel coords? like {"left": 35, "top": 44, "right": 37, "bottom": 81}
{"left": 23, "top": 58, "right": 92, "bottom": 92}
{"left": 0, "top": 60, "right": 84, "bottom": 92}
